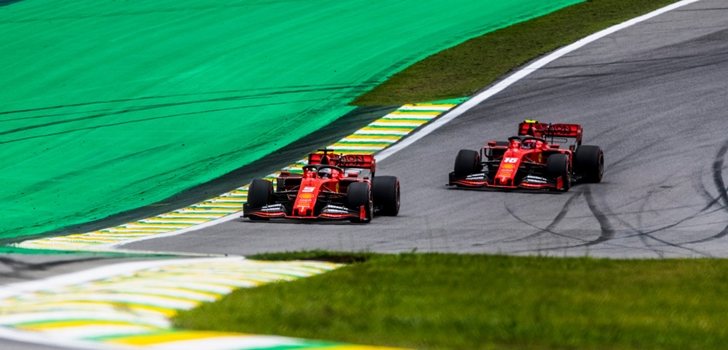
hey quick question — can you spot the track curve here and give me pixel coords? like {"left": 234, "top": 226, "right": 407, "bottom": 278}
{"left": 125, "top": 0, "right": 728, "bottom": 258}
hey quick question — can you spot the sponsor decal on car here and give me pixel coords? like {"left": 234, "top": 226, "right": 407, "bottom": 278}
{"left": 465, "top": 173, "right": 486, "bottom": 180}
{"left": 524, "top": 175, "right": 549, "bottom": 184}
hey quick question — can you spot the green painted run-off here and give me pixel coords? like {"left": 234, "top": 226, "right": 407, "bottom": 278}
{"left": 0, "top": 0, "right": 582, "bottom": 240}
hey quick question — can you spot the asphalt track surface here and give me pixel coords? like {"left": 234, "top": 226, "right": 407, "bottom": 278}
{"left": 126, "top": 0, "right": 728, "bottom": 259}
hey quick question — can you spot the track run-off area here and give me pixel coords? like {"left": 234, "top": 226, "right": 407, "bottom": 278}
{"left": 1, "top": 0, "right": 728, "bottom": 349}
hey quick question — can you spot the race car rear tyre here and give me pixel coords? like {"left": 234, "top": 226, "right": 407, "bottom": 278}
{"left": 574, "top": 145, "right": 604, "bottom": 183}
{"left": 373, "top": 176, "right": 400, "bottom": 216}
{"left": 454, "top": 149, "right": 480, "bottom": 177}
{"left": 347, "top": 182, "right": 372, "bottom": 223}
{"left": 247, "top": 179, "right": 273, "bottom": 220}
{"left": 546, "top": 154, "right": 571, "bottom": 192}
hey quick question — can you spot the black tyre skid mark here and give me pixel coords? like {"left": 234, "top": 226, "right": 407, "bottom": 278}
{"left": 0, "top": 83, "right": 375, "bottom": 118}
{"left": 621, "top": 186, "right": 667, "bottom": 257}
{"left": 511, "top": 187, "right": 669, "bottom": 255}
{"left": 569, "top": 187, "right": 614, "bottom": 245}
{"left": 603, "top": 170, "right": 725, "bottom": 241}
{"left": 0, "top": 98, "right": 327, "bottom": 146}
{"left": 0, "top": 84, "right": 373, "bottom": 139}
{"left": 612, "top": 139, "right": 728, "bottom": 248}
{"left": 528, "top": 140, "right": 728, "bottom": 255}
{"left": 526, "top": 137, "right": 728, "bottom": 255}
{"left": 497, "top": 192, "right": 583, "bottom": 244}
{"left": 679, "top": 139, "right": 728, "bottom": 245}
{"left": 621, "top": 175, "right": 712, "bottom": 257}
{"left": 503, "top": 189, "right": 668, "bottom": 255}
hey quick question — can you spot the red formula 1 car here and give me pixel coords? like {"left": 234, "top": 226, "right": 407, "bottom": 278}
{"left": 448, "top": 120, "right": 604, "bottom": 191}
{"left": 243, "top": 149, "right": 400, "bottom": 223}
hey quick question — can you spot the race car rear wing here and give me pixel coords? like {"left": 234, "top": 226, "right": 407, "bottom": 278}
{"left": 518, "top": 120, "right": 583, "bottom": 145}
{"left": 308, "top": 151, "right": 376, "bottom": 173}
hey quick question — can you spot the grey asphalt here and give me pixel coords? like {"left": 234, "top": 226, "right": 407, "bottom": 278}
{"left": 0, "top": 338, "right": 88, "bottom": 350}
{"left": 124, "top": 0, "right": 728, "bottom": 259}
{"left": 0, "top": 254, "right": 154, "bottom": 284}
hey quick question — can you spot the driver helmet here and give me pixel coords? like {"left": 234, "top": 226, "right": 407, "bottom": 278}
{"left": 522, "top": 139, "right": 537, "bottom": 149}
{"left": 318, "top": 167, "right": 332, "bottom": 178}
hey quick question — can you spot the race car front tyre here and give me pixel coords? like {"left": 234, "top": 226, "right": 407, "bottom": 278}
{"left": 574, "top": 145, "right": 604, "bottom": 183}
{"left": 373, "top": 176, "right": 400, "bottom": 216}
{"left": 546, "top": 154, "right": 571, "bottom": 191}
{"left": 347, "top": 182, "right": 372, "bottom": 223}
{"left": 454, "top": 149, "right": 480, "bottom": 177}
{"left": 247, "top": 179, "right": 273, "bottom": 220}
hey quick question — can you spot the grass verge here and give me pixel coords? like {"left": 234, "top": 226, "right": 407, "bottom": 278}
{"left": 174, "top": 253, "right": 728, "bottom": 349}
{"left": 354, "top": 0, "right": 678, "bottom": 106}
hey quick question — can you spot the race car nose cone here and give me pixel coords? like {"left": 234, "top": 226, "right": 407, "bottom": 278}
{"left": 498, "top": 176, "right": 514, "bottom": 186}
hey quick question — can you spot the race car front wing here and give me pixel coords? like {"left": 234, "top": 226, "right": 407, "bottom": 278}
{"left": 448, "top": 172, "right": 566, "bottom": 190}
{"left": 243, "top": 203, "right": 368, "bottom": 221}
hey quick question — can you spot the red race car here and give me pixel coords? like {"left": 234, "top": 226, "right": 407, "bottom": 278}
{"left": 243, "top": 149, "right": 400, "bottom": 223}
{"left": 448, "top": 120, "right": 603, "bottom": 191}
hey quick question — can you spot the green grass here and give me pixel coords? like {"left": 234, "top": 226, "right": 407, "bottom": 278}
{"left": 174, "top": 253, "right": 728, "bottom": 349}
{"left": 354, "top": 0, "right": 679, "bottom": 106}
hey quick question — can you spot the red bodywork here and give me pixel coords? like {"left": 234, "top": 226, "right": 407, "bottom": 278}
{"left": 244, "top": 151, "right": 375, "bottom": 221}
{"left": 517, "top": 121, "right": 582, "bottom": 143}
{"left": 449, "top": 121, "right": 583, "bottom": 191}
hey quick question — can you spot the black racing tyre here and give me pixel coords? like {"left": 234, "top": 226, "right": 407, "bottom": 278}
{"left": 347, "top": 182, "right": 372, "bottom": 223}
{"left": 246, "top": 179, "right": 273, "bottom": 221}
{"left": 574, "top": 145, "right": 604, "bottom": 183}
{"left": 373, "top": 176, "right": 400, "bottom": 216}
{"left": 546, "top": 154, "right": 570, "bottom": 191}
{"left": 247, "top": 179, "right": 273, "bottom": 208}
{"left": 454, "top": 149, "right": 480, "bottom": 177}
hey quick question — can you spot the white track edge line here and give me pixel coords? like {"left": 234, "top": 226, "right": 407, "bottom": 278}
{"left": 375, "top": 0, "right": 702, "bottom": 162}
{"left": 108, "top": 211, "right": 243, "bottom": 249}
